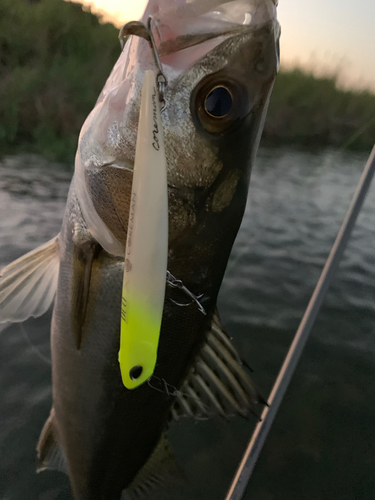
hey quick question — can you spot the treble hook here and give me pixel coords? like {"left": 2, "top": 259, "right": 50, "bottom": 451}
{"left": 166, "top": 271, "right": 207, "bottom": 315}
{"left": 118, "top": 17, "right": 168, "bottom": 110}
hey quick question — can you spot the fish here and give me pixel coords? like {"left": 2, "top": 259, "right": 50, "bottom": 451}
{"left": 0, "top": 0, "right": 280, "bottom": 499}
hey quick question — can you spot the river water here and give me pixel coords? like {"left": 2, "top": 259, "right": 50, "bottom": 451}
{"left": 0, "top": 148, "right": 374, "bottom": 499}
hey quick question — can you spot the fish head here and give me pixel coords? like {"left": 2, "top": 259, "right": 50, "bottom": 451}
{"left": 74, "top": 0, "right": 280, "bottom": 256}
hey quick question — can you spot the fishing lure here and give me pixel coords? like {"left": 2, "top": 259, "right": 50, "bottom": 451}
{"left": 118, "top": 69, "right": 168, "bottom": 390}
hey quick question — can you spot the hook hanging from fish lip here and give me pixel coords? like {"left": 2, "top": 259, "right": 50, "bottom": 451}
{"left": 166, "top": 271, "right": 207, "bottom": 315}
{"left": 119, "top": 17, "right": 168, "bottom": 110}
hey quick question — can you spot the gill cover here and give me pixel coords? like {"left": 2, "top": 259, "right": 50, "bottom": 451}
{"left": 119, "top": 70, "right": 168, "bottom": 390}
{"left": 74, "top": 0, "right": 279, "bottom": 257}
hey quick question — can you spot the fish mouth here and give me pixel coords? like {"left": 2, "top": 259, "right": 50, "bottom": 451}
{"left": 153, "top": 0, "right": 278, "bottom": 52}
{"left": 152, "top": 1, "right": 279, "bottom": 73}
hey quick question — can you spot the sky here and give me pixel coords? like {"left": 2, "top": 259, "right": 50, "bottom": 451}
{"left": 72, "top": 0, "right": 375, "bottom": 91}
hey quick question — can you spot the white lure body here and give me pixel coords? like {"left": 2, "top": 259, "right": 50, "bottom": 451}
{"left": 119, "top": 70, "right": 169, "bottom": 390}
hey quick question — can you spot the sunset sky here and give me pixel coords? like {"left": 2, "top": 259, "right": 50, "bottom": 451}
{"left": 71, "top": 0, "right": 375, "bottom": 91}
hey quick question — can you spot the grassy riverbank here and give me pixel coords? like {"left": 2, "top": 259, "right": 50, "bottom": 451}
{"left": 1, "top": 0, "right": 375, "bottom": 161}
{"left": 0, "top": 0, "right": 119, "bottom": 161}
{"left": 263, "top": 69, "right": 375, "bottom": 151}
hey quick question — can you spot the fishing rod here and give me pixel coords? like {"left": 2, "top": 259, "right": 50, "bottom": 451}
{"left": 225, "top": 144, "right": 375, "bottom": 500}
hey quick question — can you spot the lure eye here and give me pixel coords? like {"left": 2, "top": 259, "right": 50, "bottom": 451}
{"left": 192, "top": 73, "right": 251, "bottom": 134}
{"left": 205, "top": 86, "right": 233, "bottom": 118}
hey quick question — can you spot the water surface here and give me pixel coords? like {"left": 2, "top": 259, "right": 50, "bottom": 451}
{"left": 0, "top": 148, "right": 374, "bottom": 499}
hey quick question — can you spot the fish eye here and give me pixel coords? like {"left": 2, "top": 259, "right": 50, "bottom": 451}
{"left": 204, "top": 86, "right": 233, "bottom": 118}
{"left": 192, "top": 73, "right": 251, "bottom": 134}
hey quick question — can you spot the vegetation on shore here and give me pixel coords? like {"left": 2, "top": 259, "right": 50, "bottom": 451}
{"left": 0, "top": 0, "right": 119, "bottom": 161}
{"left": 1, "top": 0, "right": 375, "bottom": 162}
{"left": 263, "top": 69, "right": 375, "bottom": 151}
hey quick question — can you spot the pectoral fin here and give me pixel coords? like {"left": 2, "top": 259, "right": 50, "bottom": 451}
{"left": 71, "top": 241, "right": 100, "bottom": 350}
{"left": 171, "top": 311, "right": 264, "bottom": 421}
{"left": 0, "top": 237, "right": 59, "bottom": 323}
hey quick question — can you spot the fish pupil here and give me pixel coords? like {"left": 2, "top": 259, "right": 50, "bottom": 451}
{"left": 205, "top": 86, "right": 233, "bottom": 117}
{"left": 130, "top": 365, "right": 143, "bottom": 380}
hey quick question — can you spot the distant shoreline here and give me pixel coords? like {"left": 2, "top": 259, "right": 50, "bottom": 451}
{"left": 2, "top": 0, "right": 374, "bottom": 162}
{"left": 263, "top": 69, "right": 375, "bottom": 152}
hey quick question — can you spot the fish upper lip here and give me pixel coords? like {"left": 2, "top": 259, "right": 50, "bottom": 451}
{"left": 158, "top": 25, "right": 250, "bottom": 58}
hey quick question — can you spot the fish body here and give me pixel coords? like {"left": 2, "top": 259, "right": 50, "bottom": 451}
{"left": 0, "top": 1, "right": 279, "bottom": 498}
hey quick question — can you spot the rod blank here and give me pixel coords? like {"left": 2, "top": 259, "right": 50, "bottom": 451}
{"left": 225, "top": 145, "right": 375, "bottom": 500}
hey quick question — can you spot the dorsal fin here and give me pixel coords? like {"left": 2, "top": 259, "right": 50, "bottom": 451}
{"left": 0, "top": 236, "right": 59, "bottom": 323}
{"left": 171, "top": 311, "right": 263, "bottom": 421}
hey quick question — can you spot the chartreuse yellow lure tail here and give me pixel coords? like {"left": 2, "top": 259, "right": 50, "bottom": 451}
{"left": 119, "top": 70, "right": 168, "bottom": 390}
